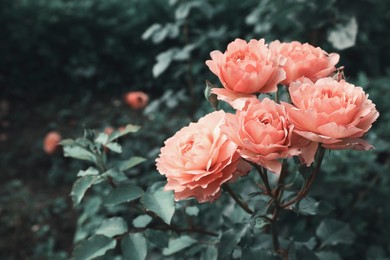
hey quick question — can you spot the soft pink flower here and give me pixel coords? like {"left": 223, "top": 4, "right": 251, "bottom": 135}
{"left": 269, "top": 41, "right": 339, "bottom": 85}
{"left": 283, "top": 77, "right": 379, "bottom": 157}
{"left": 125, "top": 91, "right": 149, "bottom": 110}
{"left": 44, "top": 131, "right": 61, "bottom": 154}
{"left": 206, "top": 38, "right": 285, "bottom": 96}
{"left": 156, "top": 111, "right": 251, "bottom": 203}
{"left": 221, "top": 98, "right": 300, "bottom": 174}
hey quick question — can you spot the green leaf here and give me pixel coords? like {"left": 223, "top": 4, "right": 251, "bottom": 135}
{"left": 316, "top": 219, "right": 355, "bottom": 247}
{"left": 293, "top": 197, "right": 335, "bottom": 216}
{"left": 242, "top": 247, "right": 278, "bottom": 260}
{"left": 73, "top": 235, "right": 116, "bottom": 260}
{"left": 60, "top": 138, "right": 75, "bottom": 146}
{"left": 153, "top": 50, "right": 175, "bottom": 78}
{"left": 121, "top": 233, "right": 147, "bottom": 260}
{"left": 104, "top": 142, "right": 122, "bottom": 153}
{"left": 107, "top": 124, "right": 140, "bottom": 142}
{"left": 185, "top": 206, "right": 199, "bottom": 216}
{"left": 218, "top": 225, "right": 249, "bottom": 259}
{"left": 95, "top": 133, "right": 109, "bottom": 145}
{"left": 77, "top": 167, "right": 99, "bottom": 177}
{"left": 316, "top": 251, "right": 342, "bottom": 260}
{"left": 141, "top": 187, "right": 175, "bottom": 224}
{"left": 327, "top": 16, "right": 358, "bottom": 50}
{"left": 63, "top": 146, "right": 96, "bottom": 163}
{"left": 71, "top": 176, "right": 99, "bottom": 206}
{"left": 120, "top": 156, "right": 146, "bottom": 171}
{"left": 101, "top": 169, "right": 127, "bottom": 182}
{"left": 103, "top": 184, "right": 143, "bottom": 207}
{"left": 133, "top": 215, "right": 153, "bottom": 228}
{"left": 145, "top": 230, "right": 169, "bottom": 249}
{"left": 201, "top": 246, "right": 218, "bottom": 260}
{"left": 204, "top": 81, "right": 219, "bottom": 110}
{"left": 142, "top": 23, "right": 162, "bottom": 40}
{"left": 162, "top": 235, "right": 197, "bottom": 256}
{"left": 95, "top": 217, "right": 128, "bottom": 237}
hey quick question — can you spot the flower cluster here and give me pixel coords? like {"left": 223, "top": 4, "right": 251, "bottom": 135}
{"left": 156, "top": 38, "right": 379, "bottom": 203}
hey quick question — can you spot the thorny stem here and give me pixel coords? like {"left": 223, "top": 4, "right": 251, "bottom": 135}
{"left": 223, "top": 184, "right": 254, "bottom": 214}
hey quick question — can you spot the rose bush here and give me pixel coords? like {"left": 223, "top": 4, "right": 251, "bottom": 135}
{"left": 156, "top": 110, "right": 251, "bottom": 202}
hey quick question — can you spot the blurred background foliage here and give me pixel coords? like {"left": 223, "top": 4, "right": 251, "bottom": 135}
{"left": 0, "top": 0, "right": 389, "bottom": 259}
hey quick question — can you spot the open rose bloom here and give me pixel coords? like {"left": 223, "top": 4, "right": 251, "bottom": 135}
{"left": 222, "top": 98, "right": 300, "bottom": 174}
{"left": 284, "top": 77, "right": 379, "bottom": 155}
{"left": 206, "top": 38, "right": 285, "bottom": 109}
{"left": 269, "top": 41, "right": 340, "bottom": 85}
{"left": 156, "top": 111, "right": 251, "bottom": 203}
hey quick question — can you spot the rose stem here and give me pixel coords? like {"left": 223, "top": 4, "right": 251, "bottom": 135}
{"left": 223, "top": 184, "right": 254, "bottom": 214}
{"left": 281, "top": 146, "right": 326, "bottom": 208}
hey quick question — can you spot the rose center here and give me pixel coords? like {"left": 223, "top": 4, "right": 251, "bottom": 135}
{"left": 180, "top": 138, "right": 194, "bottom": 156}
{"left": 232, "top": 51, "right": 246, "bottom": 62}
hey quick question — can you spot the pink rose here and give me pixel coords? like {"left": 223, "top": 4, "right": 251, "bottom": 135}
{"left": 43, "top": 131, "right": 61, "bottom": 155}
{"left": 269, "top": 41, "right": 339, "bottom": 85}
{"left": 284, "top": 77, "right": 379, "bottom": 153}
{"left": 156, "top": 111, "right": 251, "bottom": 203}
{"left": 221, "top": 98, "right": 300, "bottom": 174}
{"left": 125, "top": 91, "right": 149, "bottom": 110}
{"left": 206, "top": 38, "right": 285, "bottom": 96}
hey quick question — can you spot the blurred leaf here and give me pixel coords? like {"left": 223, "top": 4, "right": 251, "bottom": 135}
{"left": 173, "top": 44, "right": 197, "bottom": 61}
{"left": 101, "top": 169, "right": 127, "bottom": 182}
{"left": 104, "top": 142, "right": 122, "bottom": 153}
{"left": 328, "top": 16, "right": 358, "bottom": 50}
{"left": 63, "top": 146, "right": 96, "bottom": 163}
{"left": 316, "top": 219, "right": 355, "bottom": 247}
{"left": 293, "top": 197, "right": 335, "bottom": 216}
{"left": 142, "top": 23, "right": 162, "bottom": 40}
{"left": 77, "top": 167, "right": 99, "bottom": 177}
{"left": 60, "top": 138, "right": 75, "bottom": 146}
{"left": 175, "top": 2, "right": 191, "bottom": 20}
{"left": 218, "top": 225, "right": 249, "bottom": 259}
{"left": 185, "top": 206, "right": 199, "bottom": 216}
{"left": 201, "top": 246, "right": 218, "bottom": 260}
{"left": 141, "top": 187, "right": 175, "bottom": 224}
{"left": 73, "top": 235, "right": 116, "bottom": 260}
{"left": 71, "top": 176, "right": 100, "bottom": 206}
{"left": 153, "top": 49, "right": 176, "bottom": 78}
{"left": 107, "top": 124, "right": 140, "bottom": 142}
{"left": 162, "top": 235, "right": 197, "bottom": 256}
{"left": 316, "top": 251, "right": 342, "bottom": 260}
{"left": 204, "top": 81, "right": 219, "bottom": 110}
{"left": 95, "top": 217, "right": 128, "bottom": 237}
{"left": 121, "top": 233, "right": 147, "bottom": 260}
{"left": 103, "top": 184, "right": 143, "bottom": 207}
{"left": 145, "top": 230, "right": 169, "bottom": 249}
{"left": 132, "top": 215, "right": 153, "bottom": 228}
{"left": 253, "top": 216, "right": 271, "bottom": 229}
{"left": 95, "top": 133, "right": 109, "bottom": 145}
{"left": 120, "top": 156, "right": 146, "bottom": 171}
{"left": 242, "top": 247, "right": 279, "bottom": 260}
